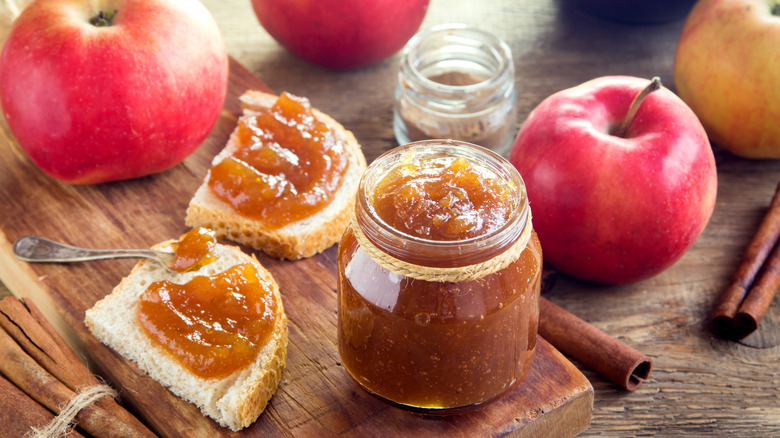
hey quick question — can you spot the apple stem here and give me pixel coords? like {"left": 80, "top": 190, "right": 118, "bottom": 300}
{"left": 90, "top": 10, "right": 118, "bottom": 27}
{"left": 612, "top": 76, "right": 662, "bottom": 138}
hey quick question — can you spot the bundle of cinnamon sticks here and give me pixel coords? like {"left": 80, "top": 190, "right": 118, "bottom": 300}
{"left": 712, "top": 181, "right": 780, "bottom": 340}
{"left": 0, "top": 296, "right": 155, "bottom": 438}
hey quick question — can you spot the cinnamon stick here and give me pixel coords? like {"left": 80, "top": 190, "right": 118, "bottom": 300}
{"left": 0, "top": 374, "right": 85, "bottom": 438}
{"left": 0, "top": 297, "right": 155, "bottom": 438}
{"left": 539, "top": 297, "right": 652, "bottom": 391}
{"left": 711, "top": 181, "right": 780, "bottom": 336}
{"left": 0, "top": 297, "right": 96, "bottom": 390}
{"left": 0, "top": 326, "right": 149, "bottom": 438}
{"left": 734, "top": 239, "right": 780, "bottom": 338}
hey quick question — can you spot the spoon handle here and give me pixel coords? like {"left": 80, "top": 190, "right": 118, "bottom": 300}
{"left": 12, "top": 235, "right": 174, "bottom": 266}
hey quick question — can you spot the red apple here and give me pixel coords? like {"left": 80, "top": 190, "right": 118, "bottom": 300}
{"left": 674, "top": 0, "right": 780, "bottom": 158}
{"left": 0, "top": 0, "right": 229, "bottom": 184}
{"left": 509, "top": 76, "right": 717, "bottom": 284}
{"left": 250, "top": 0, "right": 429, "bottom": 70}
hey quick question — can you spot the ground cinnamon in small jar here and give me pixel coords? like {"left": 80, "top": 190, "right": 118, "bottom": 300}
{"left": 337, "top": 140, "right": 541, "bottom": 414}
{"left": 427, "top": 71, "right": 483, "bottom": 87}
{"left": 394, "top": 24, "right": 517, "bottom": 156}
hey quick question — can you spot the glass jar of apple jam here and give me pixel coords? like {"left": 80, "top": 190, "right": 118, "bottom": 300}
{"left": 337, "top": 140, "right": 541, "bottom": 414}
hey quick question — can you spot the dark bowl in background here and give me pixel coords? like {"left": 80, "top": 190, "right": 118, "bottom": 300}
{"left": 564, "top": 0, "right": 698, "bottom": 24}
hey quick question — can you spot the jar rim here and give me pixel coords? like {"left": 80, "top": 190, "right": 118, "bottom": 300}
{"left": 401, "top": 23, "right": 514, "bottom": 93}
{"left": 356, "top": 140, "right": 529, "bottom": 267}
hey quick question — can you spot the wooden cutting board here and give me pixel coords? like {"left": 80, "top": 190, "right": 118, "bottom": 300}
{"left": 0, "top": 57, "right": 593, "bottom": 437}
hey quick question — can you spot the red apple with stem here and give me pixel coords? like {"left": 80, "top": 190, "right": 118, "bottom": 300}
{"left": 509, "top": 76, "right": 717, "bottom": 284}
{"left": 250, "top": 0, "right": 430, "bottom": 70}
{"left": 0, "top": 0, "right": 229, "bottom": 184}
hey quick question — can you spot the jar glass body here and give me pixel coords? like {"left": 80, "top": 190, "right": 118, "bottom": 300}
{"left": 337, "top": 140, "right": 541, "bottom": 414}
{"left": 393, "top": 24, "right": 517, "bottom": 156}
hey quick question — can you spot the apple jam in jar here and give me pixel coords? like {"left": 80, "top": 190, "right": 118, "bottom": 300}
{"left": 337, "top": 140, "right": 541, "bottom": 414}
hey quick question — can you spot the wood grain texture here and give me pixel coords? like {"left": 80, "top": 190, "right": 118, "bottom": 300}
{"left": 3, "top": 0, "right": 780, "bottom": 435}
{"left": 0, "top": 56, "right": 592, "bottom": 437}
{"left": 196, "top": 0, "right": 780, "bottom": 436}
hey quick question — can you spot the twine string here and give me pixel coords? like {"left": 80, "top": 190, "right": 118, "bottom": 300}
{"left": 351, "top": 211, "right": 532, "bottom": 282}
{"left": 28, "top": 384, "right": 118, "bottom": 438}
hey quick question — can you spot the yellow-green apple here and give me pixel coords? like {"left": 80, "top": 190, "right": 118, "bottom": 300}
{"left": 0, "top": 0, "right": 228, "bottom": 184}
{"left": 250, "top": 0, "right": 429, "bottom": 70}
{"left": 674, "top": 0, "right": 780, "bottom": 158}
{"left": 509, "top": 76, "right": 717, "bottom": 284}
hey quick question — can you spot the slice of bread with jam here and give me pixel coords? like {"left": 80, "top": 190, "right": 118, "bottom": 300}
{"left": 85, "top": 238, "right": 287, "bottom": 431}
{"left": 185, "top": 90, "right": 367, "bottom": 259}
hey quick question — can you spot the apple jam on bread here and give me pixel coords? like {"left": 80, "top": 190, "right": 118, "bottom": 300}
{"left": 186, "top": 91, "right": 367, "bottom": 259}
{"left": 137, "top": 229, "right": 280, "bottom": 379}
{"left": 167, "top": 227, "right": 219, "bottom": 272}
{"left": 85, "top": 228, "right": 288, "bottom": 431}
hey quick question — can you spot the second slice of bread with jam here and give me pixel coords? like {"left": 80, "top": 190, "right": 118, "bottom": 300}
{"left": 185, "top": 90, "right": 367, "bottom": 259}
{"left": 85, "top": 235, "right": 287, "bottom": 431}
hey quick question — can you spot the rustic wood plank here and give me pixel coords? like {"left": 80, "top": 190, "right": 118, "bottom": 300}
{"left": 0, "top": 57, "right": 592, "bottom": 436}
{"left": 5, "top": 0, "right": 780, "bottom": 435}
{"left": 216, "top": 0, "right": 780, "bottom": 433}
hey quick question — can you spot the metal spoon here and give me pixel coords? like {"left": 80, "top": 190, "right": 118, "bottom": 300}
{"left": 13, "top": 235, "right": 177, "bottom": 272}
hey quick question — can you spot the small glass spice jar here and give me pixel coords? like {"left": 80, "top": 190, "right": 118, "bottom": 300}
{"left": 337, "top": 140, "right": 541, "bottom": 415}
{"left": 393, "top": 24, "right": 517, "bottom": 155}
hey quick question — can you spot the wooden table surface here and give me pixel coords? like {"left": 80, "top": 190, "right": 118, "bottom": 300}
{"left": 2, "top": 0, "right": 779, "bottom": 436}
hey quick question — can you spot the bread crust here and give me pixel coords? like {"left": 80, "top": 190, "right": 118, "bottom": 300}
{"left": 84, "top": 241, "right": 287, "bottom": 431}
{"left": 185, "top": 90, "right": 367, "bottom": 259}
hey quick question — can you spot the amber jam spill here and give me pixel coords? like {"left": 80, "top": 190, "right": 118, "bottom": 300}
{"left": 337, "top": 141, "right": 542, "bottom": 414}
{"left": 169, "top": 227, "right": 218, "bottom": 273}
{"left": 207, "top": 92, "right": 349, "bottom": 230}
{"left": 372, "top": 155, "right": 513, "bottom": 241}
{"left": 138, "top": 263, "right": 278, "bottom": 379}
